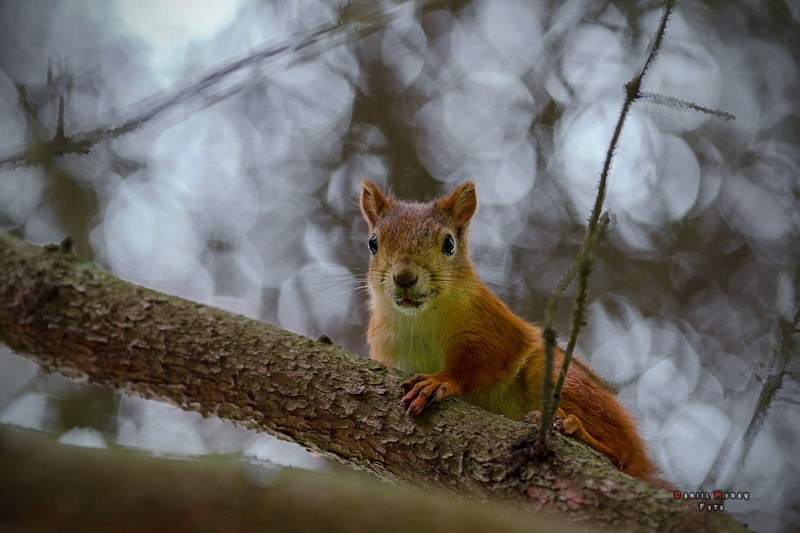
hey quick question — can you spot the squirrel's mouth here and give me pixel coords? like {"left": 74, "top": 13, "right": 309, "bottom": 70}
{"left": 391, "top": 290, "right": 429, "bottom": 312}
{"left": 389, "top": 286, "right": 434, "bottom": 314}
{"left": 395, "top": 297, "right": 424, "bottom": 308}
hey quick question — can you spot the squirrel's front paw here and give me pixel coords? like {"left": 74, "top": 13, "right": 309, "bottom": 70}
{"left": 400, "top": 373, "right": 458, "bottom": 416}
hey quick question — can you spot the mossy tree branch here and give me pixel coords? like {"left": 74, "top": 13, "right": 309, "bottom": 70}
{"left": 0, "top": 233, "right": 746, "bottom": 531}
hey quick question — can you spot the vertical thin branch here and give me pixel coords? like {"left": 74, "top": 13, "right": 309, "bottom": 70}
{"left": 701, "top": 271, "right": 799, "bottom": 488}
{"left": 539, "top": 263, "right": 578, "bottom": 447}
{"left": 537, "top": 0, "right": 675, "bottom": 452}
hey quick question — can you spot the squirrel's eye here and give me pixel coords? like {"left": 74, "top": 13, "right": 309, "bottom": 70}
{"left": 442, "top": 234, "right": 455, "bottom": 255}
{"left": 368, "top": 234, "right": 378, "bottom": 255}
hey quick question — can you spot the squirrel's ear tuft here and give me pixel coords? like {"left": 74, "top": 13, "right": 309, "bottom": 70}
{"left": 438, "top": 180, "right": 477, "bottom": 231}
{"left": 360, "top": 179, "right": 391, "bottom": 228}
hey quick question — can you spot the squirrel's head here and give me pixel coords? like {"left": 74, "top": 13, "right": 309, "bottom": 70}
{"left": 360, "top": 179, "right": 477, "bottom": 316}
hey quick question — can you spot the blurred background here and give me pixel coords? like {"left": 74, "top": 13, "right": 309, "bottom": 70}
{"left": 0, "top": 0, "right": 798, "bottom": 530}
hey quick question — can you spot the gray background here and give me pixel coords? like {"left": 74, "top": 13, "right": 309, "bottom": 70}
{"left": 0, "top": 1, "right": 798, "bottom": 530}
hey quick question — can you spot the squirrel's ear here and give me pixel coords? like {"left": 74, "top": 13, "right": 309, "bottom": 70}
{"left": 438, "top": 180, "right": 477, "bottom": 231}
{"left": 360, "top": 179, "right": 391, "bottom": 228}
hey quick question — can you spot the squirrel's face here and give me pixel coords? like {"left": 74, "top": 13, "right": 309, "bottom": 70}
{"left": 360, "top": 180, "right": 477, "bottom": 316}
{"left": 365, "top": 206, "right": 462, "bottom": 315}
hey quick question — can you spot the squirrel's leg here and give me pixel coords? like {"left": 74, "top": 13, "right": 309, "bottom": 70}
{"left": 553, "top": 408, "right": 619, "bottom": 461}
{"left": 524, "top": 408, "right": 618, "bottom": 463}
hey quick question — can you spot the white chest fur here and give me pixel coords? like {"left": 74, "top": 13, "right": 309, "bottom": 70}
{"left": 371, "top": 307, "right": 449, "bottom": 375}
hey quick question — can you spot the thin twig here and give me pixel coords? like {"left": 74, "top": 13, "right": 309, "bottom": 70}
{"left": 0, "top": 0, "right": 453, "bottom": 170}
{"left": 639, "top": 91, "right": 735, "bottom": 120}
{"left": 537, "top": 0, "right": 675, "bottom": 452}
{"left": 700, "top": 266, "right": 799, "bottom": 488}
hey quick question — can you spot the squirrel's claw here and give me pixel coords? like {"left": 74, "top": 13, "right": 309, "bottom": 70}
{"left": 400, "top": 373, "right": 427, "bottom": 394}
{"left": 401, "top": 373, "right": 454, "bottom": 416}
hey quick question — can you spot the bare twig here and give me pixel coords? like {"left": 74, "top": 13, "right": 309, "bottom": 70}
{"left": 0, "top": 0, "right": 453, "bottom": 170}
{"left": 639, "top": 91, "right": 736, "bottom": 120}
{"left": 537, "top": 0, "right": 676, "bottom": 451}
{"left": 701, "top": 266, "right": 799, "bottom": 488}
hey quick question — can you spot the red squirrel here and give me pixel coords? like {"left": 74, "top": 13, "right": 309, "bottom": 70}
{"left": 360, "top": 179, "right": 660, "bottom": 482}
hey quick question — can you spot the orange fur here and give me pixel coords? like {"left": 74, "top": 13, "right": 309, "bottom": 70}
{"left": 360, "top": 179, "right": 660, "bottom": 483}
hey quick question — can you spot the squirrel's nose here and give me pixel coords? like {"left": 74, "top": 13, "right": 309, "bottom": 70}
{"left": 393, "top": 269, "right": 418, "bottom": 288}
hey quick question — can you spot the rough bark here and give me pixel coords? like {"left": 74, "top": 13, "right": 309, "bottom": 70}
{"left": 0, "top": 233, "right": 746, "bottom": 531}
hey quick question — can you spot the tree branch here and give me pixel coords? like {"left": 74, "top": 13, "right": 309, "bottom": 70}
{"left": 0, "top": 0, "right": 463, "bottom": 171}
{"left": 1, "top": 425, "right": 580, "bottom": 533}
{"left": 0, "top": 233, "right": 745, "bottom": 530}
